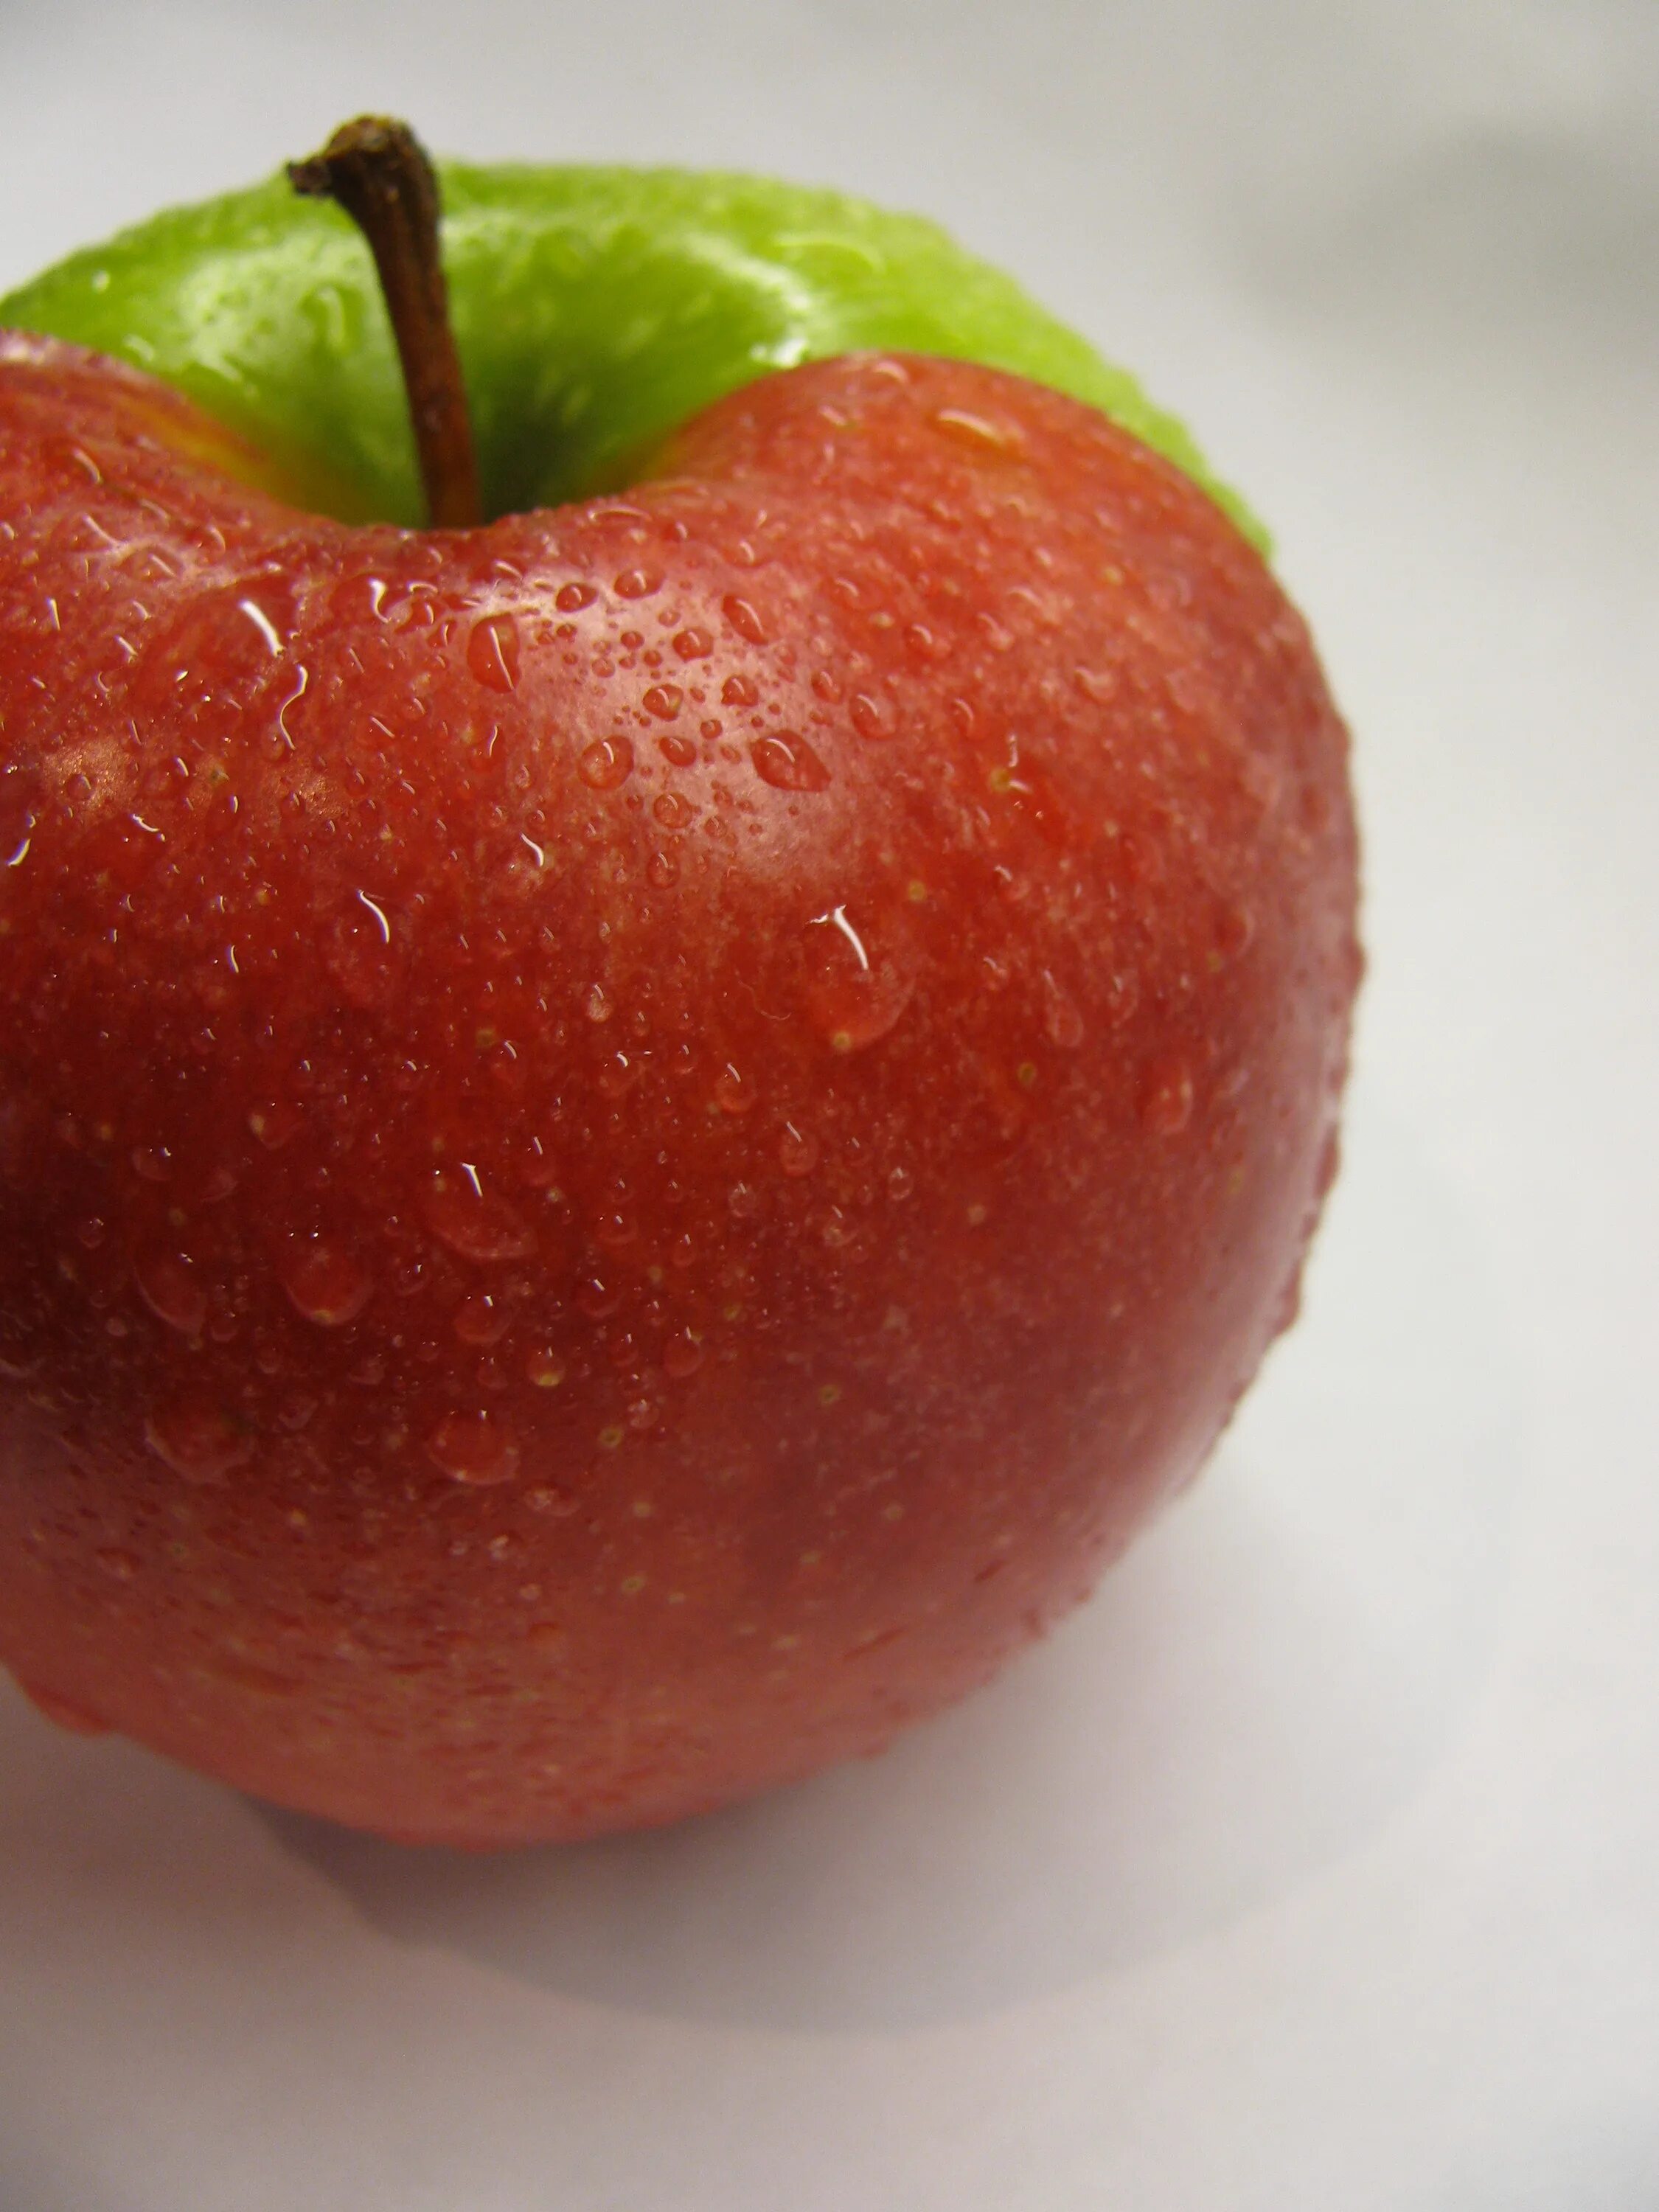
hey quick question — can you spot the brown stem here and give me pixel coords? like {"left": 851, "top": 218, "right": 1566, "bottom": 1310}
{"left": 289, "top": 116, "right": 481, "bottom": 529}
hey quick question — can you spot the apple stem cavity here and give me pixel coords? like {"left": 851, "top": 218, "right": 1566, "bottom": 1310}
{"left": 288, "top": 116, "right": 482, "bottom": 529}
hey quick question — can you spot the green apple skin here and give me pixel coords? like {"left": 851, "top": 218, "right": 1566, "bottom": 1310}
{"left": 0, "top": 163, "right": 1263, "bottom": 546}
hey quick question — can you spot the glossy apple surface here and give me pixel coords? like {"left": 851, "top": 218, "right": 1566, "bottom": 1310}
{"left": 0, "top": 321, "right": 1355, "bottom": 1847}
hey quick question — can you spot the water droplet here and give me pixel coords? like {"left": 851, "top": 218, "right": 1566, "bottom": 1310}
{"left": 467, "top": 612, "right": 520, "bottom": 692}
{"left": 577, "top": 1273, "right": 623, "bottom": 1320}
{"left": 722, "top": 672, "right": 758, "bottom": 707}
{"left": 134, "top": 1248, "right": 206, "bottom": 1338}
{"left": 577, "top": 734, "right": 634, "bottom": 791}
{"left": 931, "top": 406, "right": 1025, "bottom": 456}
{"left": 597, "top": 1050, "right": 640, "bottom": 1099}
{"left": 653, "top": 791, "right": 692, "bottom": 830}
{"left": 248, "top": 1099, "right": 301, "bottom": 1150}
{"left": 145, "top": 1399, "right": 253, "bottom": 1484}
{"left": 1041, "top": 971, "right": 1085, "bottom": 1048}
{"left": 556, "top": 580, "right": 597, "bottom": 613}
{"left": 802, "top": 904, "right": 914, "bottom": 1051}
{"left": 886, "top": 1163, "right": 914, "bottom": 1200}
{"left": 131, "top": 1144, "right": 173, "bottom": 1183}
{"left": 722, "top": 594, "right": 767, "bottom": 644}
{"left": 778, "top": 1121, "right": 819, "bottom": 1177}
{"left": 428, "top": 1411, "right": 520, "bottom": 1486}
{"left": 525, "top": 1346, "right": 567, "bottom": 1388}
{"left": 1212, "top": 903, "right": 1255, "bottom": 963}
{"left": 672, "top": 627, "right": 713, "bottom": 660}
{"left": 714, "top": 1062, "right": 757, "bottom": 1116}
{"left": 728, "top": 1180, "right": 761, "bottom": 1221}
{"left": 642, "top": 684, "right": 683, "bottom": 721}
{"left": 849, "top": 692, "right": 896, "bottom": 742}
{"left": 423, "top": 1169, "right": 538, "bottom": 1262}
{"left": 613, "top": 567, "right": 661, "bottom": 599}
{"left": 451, "top": 1292, "right": 511, "bottom": 1345}
{"left": 1141, "top": 1057, "right": 1195, "bottom": 1135}
{"left": 663, "top": 1328, "right": 705, "bottom": 1380}
{"left": 1073, "top": 664, "right": 1117, "bottom": 705}
{"left": 658, "top": 731, "right": 698, "bottom": 768}
{"left": 585, "top": 981, "right": 614, "bottom": 1023}
{"left": 752, "top": 731, "right": 830, "bottom": 793}
{"left": 325, "top": 896, "right": 400, "bottom": 1009}
{"left": 647, "top": 848, "right": 680, "bottom": 888}
{"left": 280, "top": 1238, "right": 374, "bottom": 1326}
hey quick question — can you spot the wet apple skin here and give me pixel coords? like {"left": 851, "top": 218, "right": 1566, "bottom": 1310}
{"left": 0, "top": 336, "right": 1357, "bottom": 1844}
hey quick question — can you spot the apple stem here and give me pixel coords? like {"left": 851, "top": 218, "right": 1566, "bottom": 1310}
{"left": 288, "top": 116, "right": 482, "bottom": 529}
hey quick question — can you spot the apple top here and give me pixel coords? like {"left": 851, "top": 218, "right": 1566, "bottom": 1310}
{"left": 0, "top": 163, "right": 1265, "bottom": 549}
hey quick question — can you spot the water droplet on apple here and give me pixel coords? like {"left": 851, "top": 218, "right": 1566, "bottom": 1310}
{"left": 713, "top": 1062, "right": 756, "bottom": 1116}
{"left": 556, "top": 580, "right": 598, "bottom": 613}
{"left": 145, "top": 1398, "right": 254, "bottom": 1484}
{"left": 722, "top": 594, "right": 767, "bottom": 644}
{"left": 585, "top": 981, "right": 614, "bottom": 1023}
{"left": 653, "top": 791, "right": 692, "bottom": 830}
{"left": 801, "top": 904, "right": 914, "bottom": 1051}
{"left": 848, "top": 692, "right": 896, "bottom": 742}
{"left": 428, "top": 1411, "right": 520, "bottom": 1486}
{"left": 886, "top": 1163, "right": 915, "bottom": 1201}
{"left": 1040, "top": 971, "right": 1085, "bottom": 1048}
{"left": 658, "top": 731, "right": 698, "bottom": 768}
{"left": 752, "top": 731, "right": 830, "bottom": 793}
{"left": 1140, "top": 1057, "right": 1195, "bottom": 1136}
{"left": 728, "top": 1180, "right": 761, "bottom": 1221}
{"left": 642, "top": 684, "right": 683, "bottom": 721}
{"left": 422, "top": 1169, "right": 538, "bottom": 1262}
{"left": 647, "top": 848, "right": 680, "bottom": 888}
{"left": 453, "top": 1293, "right": 510, "bottom": 1346}
{"left": 324, "top": 894, "right": 399, "bottom": 1009}
{"left": 1212, "top": 902, "right": 1255, "bottom": 963}
{"left": 0, "top": 757, "right": 41, "bottom": 859}
{"left": 577, "top": 735, "right": 634, "bottom": 790}
{"left": 931, "top": 406, "right": 1026, "bottom": 456}
{"left": 467, "top": 612, "right": 520, "bottom": 692}
{"left": 663, "top": 1328, "right": 705, "bottom": 1379}
{"left": 133, "top": 1248, "right": 207, "bottom": 1338}
{"left": 777, "top": 1121, "right": 819, "bottom": 1177}
{"left": 672, "top": 627, "right": 713, "bottom": 660}
{"left": 613, "top": 567, "right": 661, "bottom": 599}
{"left": 279, "top": 1238, "right": 374, "bottom": 1326}
{"left": 247, "top": 1099, "right": 302, "bottom": 1150}
{"left": 525, "top": 1346, "right": 566, "bottom": 1389}
{"left": 576, "top": 1273, "right": 622, "bottom": 1320}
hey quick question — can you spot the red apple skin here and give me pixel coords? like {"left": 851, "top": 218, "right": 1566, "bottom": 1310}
{"left": 0, "top": 332, "right": 1358, "bottom": 1846}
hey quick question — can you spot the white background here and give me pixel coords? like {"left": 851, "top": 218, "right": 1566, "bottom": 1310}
{"left": 1, "top": 1, "right": 1656, "bottom": 2205}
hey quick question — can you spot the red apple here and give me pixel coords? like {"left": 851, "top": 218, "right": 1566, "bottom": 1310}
{"left": 0, "top": 322, "right": 1357, "bottom": 1845}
